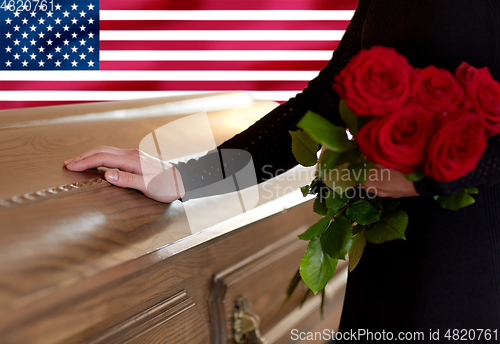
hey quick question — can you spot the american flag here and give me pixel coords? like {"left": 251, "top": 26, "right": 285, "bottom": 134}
{"left": 0, "top": 0, "right": 356, "bottom": 110}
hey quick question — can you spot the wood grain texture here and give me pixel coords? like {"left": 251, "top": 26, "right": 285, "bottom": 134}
{"left": 0, "top": 95, "right": 346, "bottom": 344}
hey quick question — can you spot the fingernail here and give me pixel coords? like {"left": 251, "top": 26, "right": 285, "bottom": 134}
{"left": 107, "top": 171, "right": 118, "bottom": 182}
{"left": 64, "top": 159, "right": 72, "bottom": 165}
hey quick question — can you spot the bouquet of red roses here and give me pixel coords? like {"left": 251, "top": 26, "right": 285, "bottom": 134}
{"left": 287, "top": 46, "right": 500, "bottom": 304}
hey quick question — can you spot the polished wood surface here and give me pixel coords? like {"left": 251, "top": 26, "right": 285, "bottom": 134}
{"left": 0, "top": 94, "right": 346, "bottom": 344}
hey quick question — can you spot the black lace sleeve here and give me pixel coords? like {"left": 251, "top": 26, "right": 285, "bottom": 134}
{"left": 415, "top": 135, "right": 500, "bottom": 197}
{"left": 174, "top": 0, "right": 372, "bottom": 200}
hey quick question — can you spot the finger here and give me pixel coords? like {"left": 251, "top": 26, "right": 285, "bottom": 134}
{"left": 105, "top": 170, "right": 147, "bottom": 192}
{"left": 65, "top": 152, "right": 143, "bottom": 174}
{"left": 64, "top": 146, "right": 136, "bottom": 165}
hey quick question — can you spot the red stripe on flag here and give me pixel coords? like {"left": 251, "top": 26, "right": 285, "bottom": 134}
{"left": 0, "top": 101, "right": 105, "bottom": 111}
{"left": 99, "top": 61, "right": 328, "bottom": 70}
{"left": 100, "top": 40, "right": 340, "bottom": 51}
{"left": 100, "top": 0, "right": 359, "bottom": 10}
{"left": 100, "top": 20, "right": 350, "bottom": 31}
{"left": 0, "top": 81, "right": 309, "bottom": 91}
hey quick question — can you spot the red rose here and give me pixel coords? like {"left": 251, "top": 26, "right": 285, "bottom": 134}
{"left": 357, "top": 103, "right": 435, "bottom": 174}
{"left": 416, "top": 66, "right": 464, "bottom": 115}
{"left": 425, "top": 109, "right": 487, "bottom": 182}
{"left": 333, "top": 46, "right": 420, "bottom": 117}
{"left": 455, "top": 62, "right": 500, "bottom": 136}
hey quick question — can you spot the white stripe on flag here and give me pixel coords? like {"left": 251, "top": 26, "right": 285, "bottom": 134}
{"left": 0, "top": 70, "right": 320, "bottom": 81}
{"left": 0, "top": 91, "right": 301, "bottom": 102}
{"left": 99, "top": 50, "right": 333, "bottom": 61}
{"left": 99, "top": 30, "right": 346, "bottom": 41}
{"left": 99, "top": 10, "right": 356, "bottom": 21}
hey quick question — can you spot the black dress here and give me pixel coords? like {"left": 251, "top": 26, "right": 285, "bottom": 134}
{"left": 175, "top": 1, "right": 500, "bottom": 341}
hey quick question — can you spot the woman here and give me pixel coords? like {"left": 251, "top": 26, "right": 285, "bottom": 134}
{"left": 65, "top": 0, "right": 500, "bottom": 341}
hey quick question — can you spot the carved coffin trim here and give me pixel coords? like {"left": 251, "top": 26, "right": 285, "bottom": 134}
{"left": 84, "top": 290, "right": 195, "bottom": 344}
{"left": 0, "top": 177, "right": 110, "bottom": 209}
{"left": 207, "top": 228, "right": 306, "bottom": 344}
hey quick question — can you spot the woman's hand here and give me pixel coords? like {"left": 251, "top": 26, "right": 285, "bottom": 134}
{"left": 362, "top": 164, "right": 419, "bottom": 198}
{"left": 64, "top": 146, "right": 185, "bottom": 203}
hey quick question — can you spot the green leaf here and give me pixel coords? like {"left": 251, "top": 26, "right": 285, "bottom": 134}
{"left": 405, "top": 171, "right": 426, "bottom": 182}
{"left": 348, "top": 232, "right": 367, "bottom": 272}
{"left": 322, "top": 162, "right": 359, "bottom": 194}
{"left": 325, "top": 191, "right": 347, "bottom": 214}
{"left": 465, "top": 188, "right": 479, "bottom": 194}
{"left": 299, "top": 237, "right": 338, "bottom": 295}
{"left": 283, "top": 269, "right": 301, "bottom": 305}
{"left": 300, "top": 288, "right": 312, "bottom": 307}
{"left": 320, "top": 216, "right": 353, "bottom": 260}
{"left": 381, "top": 198, "right": 401, "bottom": 216}
{"left": 320, "top": 288, "right": 326, "bottom": 320}
{"left": 298, "top": 216, "right": 331, "bottom": 240}
{"left": 313, "top": 196, "right": 328, "bottom": 216}
{"left": 300, "top": 185, "right": 310, "bottom": 197}
{"left": 289, "top": 130, "right": 319, "bottom": 167}
{"left": 352, "top": 224, "right": 365, "bottom": 235}
{"left": 335, "top": 148, "right": 363, "bottom": 166}
{"left": 297, "top": 111, "right": 354, "bottom": 152}
{"left": 317, "top": 149, "right": 341, "bottom": 178}
{"left": 346, "top": 200, "right": 380, "bottom": 226}
{"left": 349, "top": 161, "right": 371, "bottom": 184}
{"left": 434, "top": 189, "right": 477, "bottom": 210}
{"left": 364, "top": 210, "right": 409, "bottom": 244}
{"left": 339, "top": 99, "right": 358, "bottom": 135}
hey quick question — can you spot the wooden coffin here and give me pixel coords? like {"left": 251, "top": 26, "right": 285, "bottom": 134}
{"left": 0, "top": 93, "right": 347, "bottom": 344}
